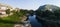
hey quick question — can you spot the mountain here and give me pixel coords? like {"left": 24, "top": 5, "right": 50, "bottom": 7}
{"left": 37, "top": 4, "right": 60, "bottom": 11}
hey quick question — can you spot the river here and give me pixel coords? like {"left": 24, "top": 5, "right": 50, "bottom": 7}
{"left": 28, "top": 15, "right": 43, "bottom": 27}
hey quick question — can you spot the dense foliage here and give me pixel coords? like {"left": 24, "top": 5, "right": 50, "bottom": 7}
{"left": 36, "top": 4, "right": 60, "bottom": 21}
{"left": 6, "top": 9, "right": 10, "bottom": 15}
{"left": 36, "top": 9, "right": 60, "bottom": 20}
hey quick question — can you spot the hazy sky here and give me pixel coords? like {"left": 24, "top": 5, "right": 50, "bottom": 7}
{"left": 0, "top": 0, "right": 60, "bottom": 10}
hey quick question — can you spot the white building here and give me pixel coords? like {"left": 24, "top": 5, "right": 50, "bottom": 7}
{"left": 0, "top": 3, "right": 13, "bottom": 15}
{"left": 0, "top": 7, "right": 7, "bottom": 15}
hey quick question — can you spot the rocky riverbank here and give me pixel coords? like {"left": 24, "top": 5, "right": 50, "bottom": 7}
{"left": 14, "top": 21, "right": 31, "bottom": 27}
{"left": 14, "top": 16, "right": 31, "bottom": 27}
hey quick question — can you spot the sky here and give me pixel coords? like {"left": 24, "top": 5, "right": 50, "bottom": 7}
{"left": 0, "top": 0, "right": 60, "bottom": 10}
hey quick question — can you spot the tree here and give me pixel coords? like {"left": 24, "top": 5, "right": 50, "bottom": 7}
{"left": 36, "top": 10, "right": 43, "bottom": 16}
{"left": 54, "top": 9, "right": 60, "bottom": 20}
{"left": 6, "top": 9, "right": 10, "bottom": 16}
{"left": 54, "top": 10, "right": 60, "bottom": 16}
{"left": 28, "top": 10, "right": 34, "bottom": 16}
{"left": 48, "top": 15, "right": 57, "bottom": 20}
{"left": 20, "top": 9, "right": 29, "bottom": 16}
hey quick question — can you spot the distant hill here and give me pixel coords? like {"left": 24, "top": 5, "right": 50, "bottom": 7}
{"left": 37, "top": 4, "right": 60, "bottom": 11}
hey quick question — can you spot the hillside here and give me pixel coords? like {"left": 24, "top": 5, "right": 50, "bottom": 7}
{"left": 37, "top": 4, "right": 60, "bottom": 11}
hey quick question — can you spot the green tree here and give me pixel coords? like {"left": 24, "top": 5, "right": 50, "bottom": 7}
{"left": 28, "top": 10, "right": 34, "bottom": 15}
{"left": 6, "top": 9, "right": 10, "bottom": 16}
{"left": 36, "top": 10, "right": 44, "bottom": 16}
{"left": 54, "top": 9, "right": 60, "bottom": 20}
{"left": 20, "top": 9, "right": 29, "bottom": 16}
{"left": 48, "top": 15, "right": 57, "bottom": 20}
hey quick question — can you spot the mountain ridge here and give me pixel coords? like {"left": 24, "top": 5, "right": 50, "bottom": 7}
{"left": 37, "top": 4, "right": 60, "bottom": 11}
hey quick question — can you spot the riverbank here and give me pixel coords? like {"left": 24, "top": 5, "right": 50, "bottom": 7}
{"left": 36, "top": 16, "right": 60, "bottom": 27}
{"left": 14, "top": 21, "right": 31, "bottom": 27}
{"left": 0, "top": 15, "right": 31, "bottom": 27}
{"left": 14, "top": 15, "right": 31, "bottom": 27}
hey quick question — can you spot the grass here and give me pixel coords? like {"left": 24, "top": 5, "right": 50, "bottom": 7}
{"left": 0, "top": 23, "right": 14, "bottom": 27}
{"left": 0, "top": 18, "right": 14, "bottom": 27}
{"left": 0, "top": 14, "right": 22, "bottom": 27}
{"left": 1, "top": 14, "right": 21, "bottom": 22}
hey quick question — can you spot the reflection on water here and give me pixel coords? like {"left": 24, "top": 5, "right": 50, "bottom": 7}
{"left": 29, "top": 15, "right": 43, "bottom": 27}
